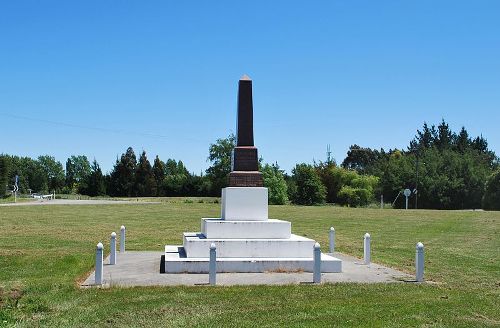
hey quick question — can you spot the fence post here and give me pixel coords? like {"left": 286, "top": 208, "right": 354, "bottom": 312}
{"left": 364, "top": 233, "right": 371, "bottom": 265}
{"left": 110, "top": 232, "right": 117, "bottom": 265}
{"left": 329, "top": 227, "right": 335, "bottom": 253}
{"left": 95, "top": 242, "right": 103, "bottom": 285}
{"left": 416, "top": 242, "right": 424, "bottom": 282}
{"left": 209, "top": 243, "right": 217, "bottom": 286}
{"left": 120, "top": 225, "right": 126, "bottom": 253}
{"left": 313, "top": 242, "right": 321, "bottom": 283}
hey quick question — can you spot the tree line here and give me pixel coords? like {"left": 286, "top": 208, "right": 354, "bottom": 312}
{"left": 1, "top": 120, "right": 499, "bottom": 209}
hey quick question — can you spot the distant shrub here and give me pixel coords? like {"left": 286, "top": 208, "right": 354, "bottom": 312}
{"left": 290, "top": 164, "right": 326, "bottom": 205}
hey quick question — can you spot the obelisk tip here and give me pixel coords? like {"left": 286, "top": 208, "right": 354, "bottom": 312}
{"left": 240, "top": 74, "right": 252, "bottom": 81}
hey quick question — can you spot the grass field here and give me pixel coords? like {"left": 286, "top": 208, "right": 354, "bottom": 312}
{"left": 0, "top": 202, "right": 499, "bottom": 327}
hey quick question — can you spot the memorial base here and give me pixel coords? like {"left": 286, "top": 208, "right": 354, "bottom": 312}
{"left": 164, "top": 246, "right": 342, "bottom": 273}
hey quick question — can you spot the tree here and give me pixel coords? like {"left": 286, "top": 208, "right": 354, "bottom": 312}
{"left": 317, "top": 163, "right": 378, "bottom": 207}
{"left": 341, "top": 145, "right": 382, "bottom": 174}
{"left": 262, "top": 163, "right": 288, "bottom": 205}
{"left": 0, "top": 156, "right": 10, "bottom": 197}
{"left": 205, "top": 134, "right": 235, "bottom": 196}
{"left": 108, "top": 147, "right": 137, "bottom": 196}
{"left": 82, "top": 160, "right": 106, "bottom": 196}
{"left": 152, "top": 156, "right": 165, "bottom": 196}
{"left": 290, "top": 163, "right": 326, "bottom": 205}
{"left": 482, "top": 170, "right": 500, "bottom": 210}
{"left": 65, "top": 155, "right": 91, "bottom": 193}
{"left": 37, "top": 155, "right": 65, "bottom": 192}
{"left": 135, "top": 151, "right": 157, "bottom": 197}
{"left": 161, "top": 159, "right": 191, "bottom": 196}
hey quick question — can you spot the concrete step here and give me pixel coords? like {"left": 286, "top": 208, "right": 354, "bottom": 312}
{"left": 183, "top": 232, "right": 316, "bottom": 258}
{"left": 164, "top": 246, "right": 342, "bottom": 273}
{"left": 201, "top": 218, "right": 291, "bottom": 239}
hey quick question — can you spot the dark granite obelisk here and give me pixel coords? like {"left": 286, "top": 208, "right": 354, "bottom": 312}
{"left": 228, "top": 75, "right": 264, "bottom": 187}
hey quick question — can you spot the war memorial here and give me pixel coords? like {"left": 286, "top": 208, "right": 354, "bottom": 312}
{"left": 163, "top": 75, "right": 342, "bottom": 273}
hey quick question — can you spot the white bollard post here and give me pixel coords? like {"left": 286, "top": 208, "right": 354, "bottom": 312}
{"left": 110, "top": 232, "right": 117, "bottom": 265}
{"left": 416, "top": 242, "right": 424, "bottom": 282}
{"left": 209, "top": 243, "right": 216, "bottom": 286}
{"left": 364, "top": 233, "right": 371, "bottom": 265}
{"left": 95, "top": 242, "right": 103, "bottom": 285}
{"left": 329, "top": 227, "right": 335, "bottom": 253}
{"left": 313, "top": 242, "right": 321, "bottom": 283}
{"left": 120, "top": 225, "right": 126, "bottom": 253}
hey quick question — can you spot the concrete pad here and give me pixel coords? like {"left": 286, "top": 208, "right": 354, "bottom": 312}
{"left": 81, "top": 251, "right": 411, "bottom": 288}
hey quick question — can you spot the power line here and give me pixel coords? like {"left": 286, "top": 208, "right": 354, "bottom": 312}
{"left": 0, "top": 112, "right": 205, "bottom": 143}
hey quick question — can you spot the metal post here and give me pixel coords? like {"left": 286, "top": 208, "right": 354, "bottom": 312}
{"left": 416, "top": 242, "right": 424, "bottom": 282}
{"left": 364, "top": 233, "right": 371, "bottom": 265}
{"left": 209, "top": 243, "right": 216, "bottom": 286}
{"left": 110, "top": 232, "right": 116, "bottom": 265}
{"left": 329, "top": 227, "right": 335, "bottom": 253}
{"left": 405, "top": 196, "right": 409, "bottom": 210}
{"left": 95, "top": 242, "right": 103, "bottom": 285}
{"left": 120, "top": 225, "right": 126, "bottom": 253}
{"left": 313, "top": 242, "right": 321, "bottom": 283}
{"left": 380, "top": 195, "right": 383, "bottom": 209}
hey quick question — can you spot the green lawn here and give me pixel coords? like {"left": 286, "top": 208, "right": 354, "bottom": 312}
{"left": 0, "top": 203, "right": 499, "bottom": 327}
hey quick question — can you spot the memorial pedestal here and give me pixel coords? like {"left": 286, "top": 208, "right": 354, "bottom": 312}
{"left": 164, "top": 187, "right": 342, "bottom": 273}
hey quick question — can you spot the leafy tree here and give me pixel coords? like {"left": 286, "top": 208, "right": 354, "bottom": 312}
{"left": 37, "top": 155, "right": 65, "bottom": 192}
{"left": 205, "top": 134, "right": 235, "bottom": 196}
{"left": 317, "top": 163, "right": 378, "bottom": 207}
{"left": 341, "top": 145, "right": 383, "bottom": 174}
{"left": 160, "top": 159, "right": 191, "bottom": 196}
{"left": 482, "top": 170, "right": 500, "bottom": 210}
{"left": 135, "top": 151, "right": 157, "bottom": 197}
{"left": 65, "top": 155, "right": 91, "bottom": 193}
{"left": 262, "top": 163, "right": 288, "bottom": 205}
{"left": 290, "top": 163, "right": 326, "bottom": 205}
{"left": 82, "top": 160, "right": 106, "bottom": 196}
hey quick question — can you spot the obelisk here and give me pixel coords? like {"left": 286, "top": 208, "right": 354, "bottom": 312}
{"left": 228, "top": 75, "right": 264, "bottom": 187}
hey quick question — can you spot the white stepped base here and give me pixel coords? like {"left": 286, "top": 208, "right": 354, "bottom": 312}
{"left": 183, "top": 233, "right": 315, "bottom": 258}
{"left": 164, "top": 246, "right": 342, "bottom": 273}
{"left": 201, "top": 218, "right": 291, "bottom": 239}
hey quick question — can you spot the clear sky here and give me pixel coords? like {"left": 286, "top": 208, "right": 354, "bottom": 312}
{"left": 1, "top": 1, "right": 499, "bottom": 174}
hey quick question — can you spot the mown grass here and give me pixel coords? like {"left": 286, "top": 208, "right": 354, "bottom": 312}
{"left": 0, "top": 203, "right": 499, "bottom": 327}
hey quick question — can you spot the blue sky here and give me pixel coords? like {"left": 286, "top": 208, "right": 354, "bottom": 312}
{"left": 1, "top": 1, "right": 499, "bottom": 174}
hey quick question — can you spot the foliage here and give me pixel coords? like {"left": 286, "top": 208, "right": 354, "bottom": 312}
{"left": 108, "top": 147, "right": 137, "bottom": 196}
{"left": 81, "top": 160, "right": 106, "bottom": 196}
{"left": 482, "top": 169, "right": 500, "bottom": 210}
{"left": 152, "top": 155, "right": 165, "bottom": 195}
{"left": 0, "top": 156, "right": 10, "bottom": 197}
{"left": 205, "top": 134, "right": 235, "bottom": 196}
{"left": 135, "top": 151, "right": 157, "bottom": 197}
{"left": 37, "top": 155, "right": 65, "bottom": 192}
{"left": 290, "top": 163, "right": 326, "bottom": 205}
{"left": 317, "top": 163, "right": 379, "bottom": 207}
{"left": 262, "top": 163, "right": 288, "bottom": 205}
{"left": 343, "top": 120, "right": 498, "bottom": 209}
{"left": 65, "top": 155, "right": 91, "bottom": 193}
